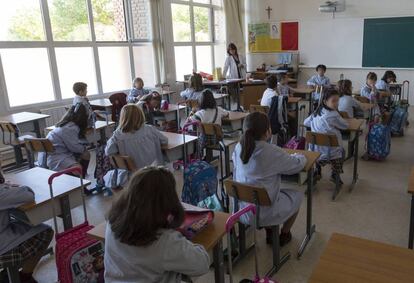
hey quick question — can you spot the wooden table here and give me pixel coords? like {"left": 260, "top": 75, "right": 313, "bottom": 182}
{"left": 159, "top": 104, "right": 186, "bottom": 122}
{"left": 9, "top": 167, "right": 91, "bottom": 230}
{"left": 344, "top": 118, "right": 365, "bottom": 186}
{"left": 87, "top": 211, "right": 230, "bottom": 283}
{"left": 214, "top": 92, "right": 230, "bottom": 109}
{"left": 309, "top": 233, "right": 414, "bottom": 283}
{"left": 240, "top": 80, "right": 267, "bottom": 111}
{"left": 408, "top": 167, "right": 414, "bottom": 249}
{"left": 45, "top": 121, "right": 115, "bottom": 145}
{"left": 222, "top": 111, "right": 249, "bottom": 132}
{"left": 284, "top": 149, "right": 321, "bottom": 258}
{"left": 203, "top": 79, "right": 245, "bottom": 111}
{"left": 291, "top": 86, "right": 314, "bottom": 114}
{"left": 160, "top": 90, "right": 176, "bottom": 103}
{"left": 161, "top": 132, "right": 198, "bottom": 163}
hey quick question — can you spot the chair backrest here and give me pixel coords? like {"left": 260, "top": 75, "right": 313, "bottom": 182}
{"left": 25, "top": 138, "right": 54, "bottom": 153}
{"left": 224, "top": 179, "right": 271, "bottom": 206}
{"left": 109, "top": 92, "right": 127, "bottom": 122}
{"left": 339, "top": 111, "right": 350, "bottom": 119}
{"left": 250, "top": 105, "right": 269, "bottom": 114}
{"left": 199, "top": 123, "right": 224, "bottom": 143}
{"left": 0, "top": 122, "right": 18, "bottom": 145}
{"left": 354, "top": 95, "right": 370, "bottom": 103}
{"left": 305, "top": 131, "right": 339, "bottom": 147}
{"left": 109, "top": 155, "right": 137, "bottom": 172}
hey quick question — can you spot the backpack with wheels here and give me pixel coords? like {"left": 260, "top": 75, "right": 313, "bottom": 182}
{"left": 366, "top": 123, "right": 391, "bottom": 161}
{"left": 389, "top": 106, "right": 408, "bottom": 136}
{"left": 268, "top": 95, "right": 289, "bottom": 146}
{"left": 284, "top": 105, "right": 306, "bottom": 150}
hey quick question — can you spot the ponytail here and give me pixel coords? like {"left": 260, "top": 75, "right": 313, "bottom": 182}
{"left": 239, "top": 112, "right": 270, "bottom": 164}
{"left": 313, "top": 88, "right": 338, "bottom": 117}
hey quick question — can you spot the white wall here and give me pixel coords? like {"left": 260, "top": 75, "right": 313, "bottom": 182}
{"left": 244, "top": 0, "right": 414, "bottom": 99}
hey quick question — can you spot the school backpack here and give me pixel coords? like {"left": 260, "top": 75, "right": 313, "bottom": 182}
{"left": 284, "top": 105, "right": 306, "bottom": 150}
{"left": 268, "top": 95, "right": 289, "bottom": 146}
{"left": 94, "top": 144, "right": 112, "bottom": 189}
{"left": 181, "top": 160, "right": 222, "bottom": 211}
{"left": 366, "top": 123, "right": 391, "bottom": 161}
{"left": 389, "top": 105, "right": 408, "bottom": 136}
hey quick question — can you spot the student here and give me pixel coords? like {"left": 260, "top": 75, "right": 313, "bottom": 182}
{"left": 223, "top": 43, "right": 246, "bottom": 79}
{"left": 307, "top": 64, "right": 331, "bottom": 102}
{"left": 260, "top": 75, "right": 278, "bottom": 108}
{"left": 44, "top": 104, "right": 90, "bottom": 177}
{"left": 361, "top": 72, "right": 382, "bottom": 120}
{"left": 0, "top": 162, "right": 54, "bottom": 283}
{"left": 180, "top": 73, "right": 203, "bottom": 101}
{"left": 127, "top": 77, "right": 150, "bottom": 103}
{"left": 277, "top": 73, "right": 291, "bottom": 97}
{"left": 104, "top": 104, "right": 168, "bottom": 188}
{"left": 232, "top": 112, "right": 306, "bottom": 246}
{"left": 376, "top": 70, "right": 396, "bottom": 92}
{"left": 338, "top": 79, "right": 363, "bottom": 118}
{"left": 137, "top": 91, "right": 162, "bottom": 125}
{"left": 104, "top": 166, "right": 210, "bottom": 282}
{"left": 304, "top": 89, "right": 349, "bottom": 183}
{"left": 189, "top": 89, "right": 229, "bottom": 126}
{"left": 72, "top": 82, "right": 94, "bottom": 128}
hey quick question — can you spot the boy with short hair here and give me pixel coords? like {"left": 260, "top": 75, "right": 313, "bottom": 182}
{"left": 260, "top": 75, "right": 278, "bottom": 108}
{"left": 307, "top": 64, "right": 331, "bottom": 103}
{"left": 277, "top": 73, "right": 292, "bottom": 97}
{"left": 72, "top": 82, "right": 94, "bottom": 128}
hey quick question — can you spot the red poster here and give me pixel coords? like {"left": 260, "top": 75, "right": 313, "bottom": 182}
{"left": 281, "top": 22, "right": 299, "bottom": 51}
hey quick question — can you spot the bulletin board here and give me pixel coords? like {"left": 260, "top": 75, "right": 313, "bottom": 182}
{"left": 248, "top": 22, "right": 299, "bottom": 53}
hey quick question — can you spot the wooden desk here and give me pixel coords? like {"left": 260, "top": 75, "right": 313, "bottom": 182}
{"left": 161, "top": 90, "right": 176, "bottom": 103}
{"left": 408, "top": 167, "right": 414, "bottom": 249}
{"left": 89, "top": 98, "right": 112, "bottom": 109}
{"left": 291, "top": 87, "right": 314, "bottom": 114}
{"left": 309, "top": 233, "right": 414, "bottom": 283}
{"left": 161, "top": 132, "right": 198, "bottom": 162}
{"left": 9, "top": 167, "right": 91, "bottom": 230}
{"left": 283, "top": 149, "right": 320, "bottom": 258}
{"left": 45, "top": 121, "right": 115, "bottom": 145}
{"left": 344, "top": 118, "right": 365, "bottom": 186}
{"left": 222, "top": 111, "right": 249, "bottom": 132}
{"left": 159, "top": 104, "right": 186, "bottom": 122}
{"left": 213, "top": 92, "right": 230, "bottom": 109}
{"left": 203, "top": 79, "right": 245, "bottom": 111}
{"left": 240, "top": 80, "right": 267, "bottom": 111}
{"left": 88, "top": 211, "right": 230, "bottom": 283}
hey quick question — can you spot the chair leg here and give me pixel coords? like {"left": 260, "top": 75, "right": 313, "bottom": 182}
{"left": 267, "top": 225, "right": 290, "bottom": 277}
{"left": 332, "top": 173, "right": 341, "bottom": 201}
{"left": 7, "top": 266, "right": 21, "bottom": 283}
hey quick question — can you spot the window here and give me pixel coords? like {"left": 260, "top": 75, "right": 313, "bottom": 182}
{"left": 0, "top": 0, "right": 158, "bottom": 109}
{"left": 1, "top": 48, "right": 54, "bottom": 107}
{"left": 0, "top": 0, "right": 45, "bottom": 41}
{"left": 55, "top": 47, "right": 98, "bottom": 98}
{"left": 171, "top": 0, "right": 224, "bottom": 80}
{"left": 48, "top": 0, "right": 91, "bottom": 41}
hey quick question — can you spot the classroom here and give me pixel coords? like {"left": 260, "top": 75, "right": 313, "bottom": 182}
{"left": 1, "top": 0, "right": 414, "bottom": 282}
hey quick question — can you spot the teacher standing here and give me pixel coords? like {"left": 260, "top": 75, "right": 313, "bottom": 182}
{"left": 223, "top": 43, "right": 246, "bottom": 79}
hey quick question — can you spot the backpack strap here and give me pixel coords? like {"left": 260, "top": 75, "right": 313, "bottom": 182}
{"left": 212, "top": 108, "right": 218, "bottom": 124}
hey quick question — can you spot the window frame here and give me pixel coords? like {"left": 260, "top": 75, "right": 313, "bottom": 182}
{"left": 170, "top": 0, "right": 222, "bottom": 79}
{"left": 0, "top": 0, "right": 157, "bottom": 111}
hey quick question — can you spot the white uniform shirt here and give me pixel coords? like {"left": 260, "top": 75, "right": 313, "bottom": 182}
{"left": 193, "top": 107, "right": 228, "bottom": 126}
{"left": 260, "top": 88, "right": 277, "bottom": 108}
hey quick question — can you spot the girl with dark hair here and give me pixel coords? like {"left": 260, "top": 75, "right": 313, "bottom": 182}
{"left": 361, "top": 72, "right": 382, "bottom": 120}
{"left": 304, "top": 89, "right": 349, "bottom": 183}
{"left": 223, "top": 43, "right": 245, "bottom": 79}
{"left": 232, "top": 112, "right": 306, "bottom": 246}
{"left": 338, "top": 79, "right": 363, "bottom": 118}
{"left": 180, "top": 73, "right": 204, "bottom": 101}
{"left": 137, "top": 91, "right": 162, "bottom": 125}
{"left": 104, "top": 167, "right": 210, "bottom": 282}
{"left": 376, "top": 70, "right": 396, "bottom": 92}
{"left": 43, "top": 104, "right": 91, "bottom": 177}
{"left": 189, "top": 89, "right": 229, "bottom": 125}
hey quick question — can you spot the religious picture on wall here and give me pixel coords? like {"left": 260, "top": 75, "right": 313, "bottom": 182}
{"left": 270, "top": 22, "right": 281, "bottom": 39}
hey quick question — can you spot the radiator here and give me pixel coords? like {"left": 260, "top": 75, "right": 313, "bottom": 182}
{"left": 40, "top": 105, "right": 69, "bottom": 127}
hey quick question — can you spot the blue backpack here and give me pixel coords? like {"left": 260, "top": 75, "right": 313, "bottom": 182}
{"left": 389, "top": 106, "right": 408, "bottom": 136}
{"left": 181, "top": 161, "right": 223, "bottom": 211}
{"left": 367, "top": 124, "right": 391, "bottom": 160}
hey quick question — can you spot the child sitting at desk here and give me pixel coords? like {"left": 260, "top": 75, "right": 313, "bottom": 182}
{"left": 104, "top": 167, "right": 210, "bottom": 282}
{"left": 232, "top": 112, "right": 306, "bottom": 246}
{"left": 137, "top": 91, "right": 162, "bottom": 125}
{"left": 376, "top": 70, "right": 396, "bottom": 92}
{"left": 72, "top": 82, "right": 94, "bottom": 128}
{"left": 43, "top": 104, "right": 90, "bottom": 178}
{"left": 338, "top": 79, "right": 363, "bottom": 119}
{"left": 260, "top": 75, "right": 278, "bottom": 108}
{"left": 104, "top": 104, "right": 167, "bottom": 189}
{"left": 307, "top": 64, "right": 331, "bottom": 104}
{"left": 188, "top": 89, "right": 229, "bottom": 126}
{"left": 0, "top": 163, "right": 54, "bottom": 283}
{"left": 127, "top": 77, "right": 150, "bottom": 103}
{"left": 277, "top": 73, "right": 292, "bottom": 97}
{"left": 180, "top": 73, "right": 203, "bottom": 101}
{"left": 304, "top": 89, "right": 349, "bottom": 184}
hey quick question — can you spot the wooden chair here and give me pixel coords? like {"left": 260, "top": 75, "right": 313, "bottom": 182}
{"left": 24, "top": 138, "right": 54, "bottom": 168}
{"left": 0, "top": 122, "right": 34, "bottom": 168}
{"left": 306, "top": 131, "right": 342, "bottom": 200}
{"left": 109, "top": 155, "right": 137, "bottom": 189}
{"left": 224, "top": 179, "right": 290, "bottom": 276}
{"left": 109, "top": 92, "right": 127, "bottom": 124}
{"left": 339, "top": 111, "right": 350, "bottom": 119}
{"left": 354, "top": 95, "right": 370, "bottom": 104}
{"left": 249, "top": 105, "right": 269, "bottom": 114}
{"left": 199, "top": 123, "right": 236, "bottom": 210}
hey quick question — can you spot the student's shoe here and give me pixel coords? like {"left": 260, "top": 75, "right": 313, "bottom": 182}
{"left": 279, "top": 231, "right": 292, "bottom": 247}
{"left": 330, "top": 174, "right": 344, "bottom": 185}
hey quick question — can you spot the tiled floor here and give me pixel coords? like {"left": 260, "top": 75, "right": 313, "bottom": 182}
{"left": 10, "top": 109, "right": 414, "bottom": 282}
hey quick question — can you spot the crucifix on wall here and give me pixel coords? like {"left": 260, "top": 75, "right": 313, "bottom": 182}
{"left": 266, "top": 6, "right": 272, "bottom": 20}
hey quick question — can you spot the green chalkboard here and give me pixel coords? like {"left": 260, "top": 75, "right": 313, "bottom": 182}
{"left": 362, "top": 17, "right": 414, "bottom": 68}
